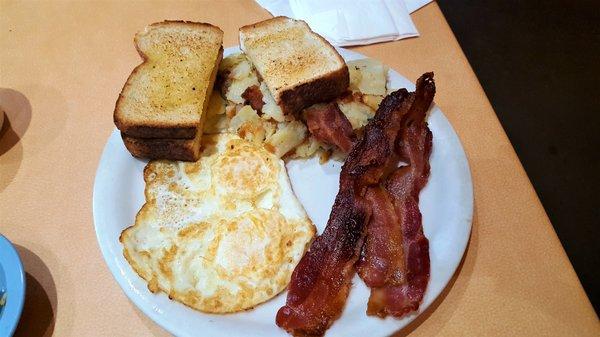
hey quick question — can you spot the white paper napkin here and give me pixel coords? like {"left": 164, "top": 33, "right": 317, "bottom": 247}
{"left": 254, "top": 0, "right": 432, "bottom": 46}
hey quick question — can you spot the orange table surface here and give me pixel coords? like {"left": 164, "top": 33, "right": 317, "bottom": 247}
{"left": 0, "top": 1, "right": 598, "bottom": 336}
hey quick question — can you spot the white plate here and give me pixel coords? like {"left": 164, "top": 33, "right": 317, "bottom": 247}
{"left": 93, "top": 47, "right": 473, "bottom": 337}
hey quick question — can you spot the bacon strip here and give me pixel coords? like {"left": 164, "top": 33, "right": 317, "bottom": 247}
{"left": 305, "top": 103, "right": 355, "bottom": 153}
{"left": 356, "top": 186, "right": 406, "bottom": 288}
{"left": 357, "top": 73, "right": 435, "bottom": 318}
{"left": 276, "top": 89, "right": 414, "bottom": 337}
{"left": 277, "top": 73, "right": 436, "bottom": 336}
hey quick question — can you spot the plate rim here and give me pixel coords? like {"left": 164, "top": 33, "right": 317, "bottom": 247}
{"left": 93, "top": 45, "right": 473, "bottom": 337}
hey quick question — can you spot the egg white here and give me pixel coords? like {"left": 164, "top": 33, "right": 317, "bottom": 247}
{"left": 120, "top": 133, "right": 315, "bottom": 313}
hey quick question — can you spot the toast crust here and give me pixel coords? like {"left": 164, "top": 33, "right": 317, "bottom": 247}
{"left": 121, "top": 133, "right": 201, "bottom": 161}
{"left": 239, "top": 17, "right": 349, "bottom": 116}
{"left": 239, "top": 16, "right": 291, "bottom": 33}
{"left": 114, "top": 21, "right": 223, "bottom": 139}
{"left": 279, "top": 65, "right": 349, "bottom": 116}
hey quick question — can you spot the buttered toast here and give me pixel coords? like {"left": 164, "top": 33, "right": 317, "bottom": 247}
{"left": 121, "top": 131, "right": 202, "bottom": 162}
{"left": 239, "top": 17, "right": 349, "bottom": 116}
{"left": 115, "top": 21, "right": 223, "bottom": 139}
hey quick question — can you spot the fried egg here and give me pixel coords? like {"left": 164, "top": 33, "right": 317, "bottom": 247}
{"left": 120, "top": 133, "right": 315, "bottom": 313}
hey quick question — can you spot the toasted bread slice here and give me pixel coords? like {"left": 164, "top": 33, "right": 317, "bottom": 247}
{"left": 121, "top": 131, "right": 202, "bottom": 161}
{"left": 239, "top": 17, "right": 349, "bottom": 116}
{"left": 115, "top": 21, "right": 224, "bottom": 139}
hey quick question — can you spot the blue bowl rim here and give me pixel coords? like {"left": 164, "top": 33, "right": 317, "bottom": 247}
{"left": 0, "top": 234, "right": 25, "bottom": 337}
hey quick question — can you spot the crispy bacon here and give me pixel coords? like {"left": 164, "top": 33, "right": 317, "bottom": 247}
{"left": 277, "top": 73, "right": 436, "bottom": 336}
{"left": 305, "top": 103, "right": 355, "bottom": 153}
{"left": 276, "top": 89, "right": 414, "bottom": 337}
{"left": 242, "top": 85, "right": 265, "bottom": 111}
{"left": 356, "top": 186, "right": 405, "bottom": 288}
{"left": 358, "top": 73, "right": 435, "bottom": 318}
{"left": 276, "top": 188, "right": 367, "bottom": 337}
{"left": 365, "top": 185, "right": 430, "bottom": 317}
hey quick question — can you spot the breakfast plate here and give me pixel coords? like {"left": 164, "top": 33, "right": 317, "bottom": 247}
{"left": 93, "top": 46, "right": 473, "bottom": 337}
